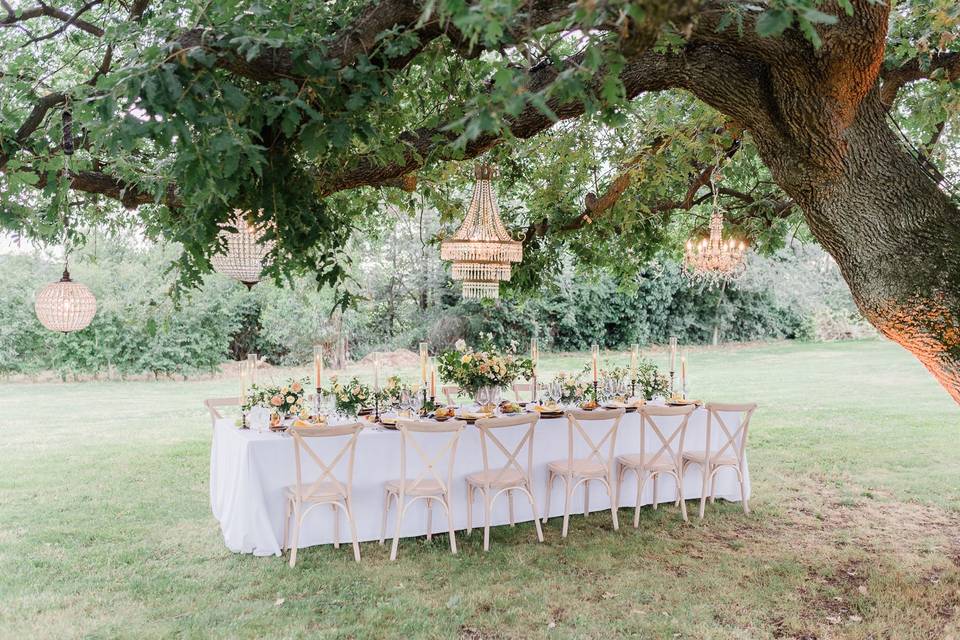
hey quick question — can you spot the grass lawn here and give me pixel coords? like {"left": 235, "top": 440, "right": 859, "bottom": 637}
{"left": 1, "top": 339, "right": 958, "bottom": 639}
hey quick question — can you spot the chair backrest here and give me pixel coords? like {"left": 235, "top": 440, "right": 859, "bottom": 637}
{"left": 288, "top": 422, "right": 365, "bottom": 502}
{"left": 396, "top": 418, "right": 465, "bottom": 496}
{"left": 475, "top": 413, "right": 539, "bottom": 486}
{"left": 204, "top": 397, "right": 240, "bottom": 425}
{"left": 511, "top": 382, "right": 533, "bottom": 402}
{"left": 564, "top": 408, "right": 625, "bottom": 471}
{"left": 637, "top": 405, "right": 695, "bottom": 468}
{"left": 442, "top": 385, "right": 461, "bottom": 405}
{"left": 704, "top": 402, "right": 757, "bottom": 463}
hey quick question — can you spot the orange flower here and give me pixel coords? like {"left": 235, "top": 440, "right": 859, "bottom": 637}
{"left": 270, "top": 395, "right": 283, "bottom": 406}
{"left": 291, "top": 382, "right": 302, "bottom": 393}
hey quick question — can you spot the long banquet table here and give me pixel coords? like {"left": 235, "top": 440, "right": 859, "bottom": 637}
{"left": 210, "top": 408, "right": 749, "bottom": 556}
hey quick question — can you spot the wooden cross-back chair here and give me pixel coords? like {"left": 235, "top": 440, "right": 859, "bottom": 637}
{"left": 543, "top": 407, "right": 625, "bottom": 537}
{"left": 467, "top": 414, "right": 543, "bottom": 551}
{"left": 616, "top": 404, "right": 695, "bottom": 526}
{"left": 282, "top": 422, "right": 365, "bottom": 566}
{"left": 204, "top": 397, "right": 240, "bottom": 426}
{"left": 441, "top": 385, "right": 461, "bottom": 405}
{"left": 682, "top": 402, "right": 756, "bottom": 518}
{"left": 511, "top": 382, "right": 534, "bottom": 402}
{"left": 380, "top": 419, "right": 465, "bottom": 561}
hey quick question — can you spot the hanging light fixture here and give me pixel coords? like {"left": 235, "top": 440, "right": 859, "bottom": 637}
{"left": 440, "top": 164, "right": 523, "bottom": 300}
{"left": 34, "top": 109, "right": 97, "bottom": 333}
{"left": 683, "top": 163, "right": 747, "bottom": 286}
{"left": 210, "top": 210, "right": 275, "bottom": 289}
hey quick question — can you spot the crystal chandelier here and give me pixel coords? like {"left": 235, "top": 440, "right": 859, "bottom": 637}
{"left": 34, "top": 110, "right": 97, "bottom": 333}
{"left": 35, "top": 267, "right": 98, "bottom": 333}
{"left": 210, "top": 210, "right": 275, "bottom": 289}
{"left": 683, "top": 172, "right": 747, "bottom": 286}
{"left": 440, "top": 164, "right": 522, "bottom": 300}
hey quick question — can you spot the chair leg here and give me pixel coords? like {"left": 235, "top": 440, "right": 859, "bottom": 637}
{"left": 466, "top": 484, "right": 474, "bottom": 536}
{"left": 426, "top": 498, "right": 433, "bottom": 542}
{"left": 332, "top": 504, "right": 340, "bottom": 549}
{"left": 542, "top": 471, "right": 553, "bottom": 524}
{"left": 635, "top": 471, "right": 649, "bottom": 529}
{"left": 699, "top": 465, "right": 710, "bottom": 519}
{"left": 677, "top": 469, "right": 688, "bottom": 522}
{"left": 583, "top": 479, "right": 590, "bottom": 516}
{"left": 346, "top": 505, "right": 361, "bottom": 562}
{"left": 389, "top": 498, "right": 404, "bottom": 561}
{"left": 508, "top": 489, "right": 515, "bottom": 527}
{"left": 615, "top": 464, "right": 624, "bottom": 510}
{"left": 652, "top": 474, "right": 659, "bottom": 509}
{"left": 288, "top": 504, "right": 301, "bottom": 568}
{"left": 281, "top": 497, "right": 291, "bottom": 553}
{"left": 444, "top": 494, "right": 457, "bottom": 555}
{"left": 525, "top": 484, "right": 544, "bottom": 543}
{"left": 379, "top": 490, "right": 392, "bottom": 545}
{"left": 483, "top": 491, "right": 492, "bottom": 552}
{"left": 561, "top": 477, "right": 572, "bottom": 538}
{"left": 606, "top": 476, "right": 619, "bottom": 531}
{"left": 738, "top": 465, "right": 750, "bottom": 514}
{"left": 710, "top": 470, "right": 718, "bottom": 504}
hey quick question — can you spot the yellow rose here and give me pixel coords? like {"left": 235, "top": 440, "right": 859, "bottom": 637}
{"left": 461, "top": 354, "right": 472, "bottom": 363}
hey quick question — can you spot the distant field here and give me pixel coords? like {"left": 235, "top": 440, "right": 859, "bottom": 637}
{"left": 1, "top": 339, "right": 958, "bottom": 639}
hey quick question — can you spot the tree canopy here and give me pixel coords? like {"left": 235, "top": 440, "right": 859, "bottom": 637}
{"left": 1, "top": 0, "right": 959, "bottom": 399}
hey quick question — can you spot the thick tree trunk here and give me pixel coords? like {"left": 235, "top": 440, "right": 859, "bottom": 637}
{"left": 754, "top": 92, "right": 960, "bottom": 402}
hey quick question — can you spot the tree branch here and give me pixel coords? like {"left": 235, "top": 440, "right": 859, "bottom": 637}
{"left": 880, "top": 52, "right": 960, "bottom": 106}
{"left": 1, "top": 0, "right": 105, "bottom": 39}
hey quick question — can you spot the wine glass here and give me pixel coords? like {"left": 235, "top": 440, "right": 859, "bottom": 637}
{"left": 399, "top": 388, "right": 411, "bottom": 415}
{"left": 410, "top": 390, "right": 423, "bottom": 416}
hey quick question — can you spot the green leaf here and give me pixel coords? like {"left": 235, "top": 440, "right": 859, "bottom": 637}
{"left": 755, "top": 9, "right": 793, "bottom": 37}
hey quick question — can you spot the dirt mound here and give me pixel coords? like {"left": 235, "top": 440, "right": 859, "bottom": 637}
{"left": 358, "top": 349, "right": 421, "bottom": 368}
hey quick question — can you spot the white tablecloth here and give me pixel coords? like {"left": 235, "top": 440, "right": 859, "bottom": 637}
{"left": 209, "top": 409, "right": 750, "bottom": 556}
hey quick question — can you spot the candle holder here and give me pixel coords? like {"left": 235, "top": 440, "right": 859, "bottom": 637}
{"left": 422, "top": 387, "right": 428, "bottom": 409}
{"left": 630, "top": 378, "right": 636, "bottom": 400}
{"left": 592, "top": 380, "right": 599, "bottom": 402}
{"left": 314, "top": 387, "right": 322, "bottom": 419}
{"left": 531, "top": 374, "right": 537, "bottom": 403}
{"left": 669, "top": 370, "right": 676, "bottom": 397}
{"left": 374, "top": 395, "right": 380, "bottom": 423}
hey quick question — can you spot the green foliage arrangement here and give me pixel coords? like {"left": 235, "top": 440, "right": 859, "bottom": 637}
{"left": 328, "top": 376, "right": 373, "bottom": 416}
{"left": 436, "top": 341, "right": 533, "bottom": 395}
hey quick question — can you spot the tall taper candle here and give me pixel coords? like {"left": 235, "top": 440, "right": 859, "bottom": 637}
{"left": 373, "top": 353, "right": 381, "bottom": 392}
{"left": 668, "top": 337, "right": 677, "bottom": 373}
{"left": 630, "top": 344, "right": 639, "bottom": 380}
{"left": 313, "top": 344, "right": 324, "bottom": 390}
{"left": 430, "top": 359, "right": 437, "bottom": 398}
{"left": 239, "top": 359, "right": 248, "bottom": 401}
{"left": 591, "top": 344, "right": 599, "bottom": 382}
{"left": 419, "top": 342, "right": 428, "bottom": 386}
{"left": 247, "top": 352, "right": 258, "bottom": 387}
{"left": 530, "top": 337, "right": 539, "bottom": 375}
{"left": 680, "top": 349, "right": 687, "bottom": 394}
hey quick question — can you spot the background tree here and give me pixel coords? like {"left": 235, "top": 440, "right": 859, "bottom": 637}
{"left": 1, "top": 0, "right": 958, "bottom": 400}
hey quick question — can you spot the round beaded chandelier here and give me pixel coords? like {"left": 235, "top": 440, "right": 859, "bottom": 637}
{"left": 683, "top": 169, "right": 747, "bottom": 286}
{"left": 35, "top": 268, "right": 98, "bottom": 333}
{"left": 440, "top": 164, "right": 522, "bottom": 300}
{"left": 34, "top": 110, "right": 97, "bottom": 333}
{"left": 210, "top": 210, "right": 275, "bottom": 289}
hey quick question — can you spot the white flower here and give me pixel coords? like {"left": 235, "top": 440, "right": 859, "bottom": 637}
{"left": 455, "top": 339, "right": 467, "bottom": 352}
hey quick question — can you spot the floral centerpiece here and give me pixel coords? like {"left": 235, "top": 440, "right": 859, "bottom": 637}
{"left": 329, "top": 376, "right": 374, "bottom": 416}
{"left": 243, "top": 379, "right": 309, "bottom": 419}
{"left": 634, "top": 359, "right": 670, "bottom": 399}
{"left": 437, "top": 339, "right": 533, "bottom": 400}
{"left": 550, "top": 371, "right": 590, "bottom": 404}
